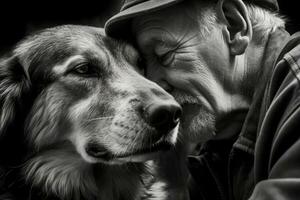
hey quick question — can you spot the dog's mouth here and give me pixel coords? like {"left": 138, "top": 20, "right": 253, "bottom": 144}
{"left": 86, "top": 139, "right": 173, "bottom": 164}
{"left": 83, "top": 124, "right": 179, "bottom": 164}
{"left": 114, "top": 139, "right": 173, "bottom": 162}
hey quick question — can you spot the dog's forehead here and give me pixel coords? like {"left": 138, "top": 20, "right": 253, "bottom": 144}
{"left": 15, "top": 25, "right": 124, "bottom": 77}
{"left": 17, "top": 25, "right": 107, "bottom": 56}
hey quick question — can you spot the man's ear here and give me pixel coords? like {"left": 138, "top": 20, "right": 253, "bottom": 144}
{"left": 0, "top": 55, "right": 31, "bottom": 139}
{"left": 217, "top": 0, "right": 252, "bottom": 55}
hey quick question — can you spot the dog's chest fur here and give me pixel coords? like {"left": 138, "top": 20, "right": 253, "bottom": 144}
{"left": 23, "top": 155, "right": 165, "bottom": 200}
{"left": 24, "top": 159, "right": 143, "bottom": 200}
{"left": 93, "top": 164, "right": 145, "bottom": 200}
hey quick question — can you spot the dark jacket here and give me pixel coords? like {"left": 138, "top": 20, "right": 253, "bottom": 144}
{"left": 188, "top": 27, "right": 300, "bottom": 200}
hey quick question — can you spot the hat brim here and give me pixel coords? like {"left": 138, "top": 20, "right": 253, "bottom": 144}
{"left": 105, "top": 0, "right": 182, "bottom": 39}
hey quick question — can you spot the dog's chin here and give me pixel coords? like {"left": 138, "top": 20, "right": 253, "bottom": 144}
{"left": 81, "top": 124, "right": 179, "bottom": 165}
{"left": 114, "top": 152, "right": 161, "bottom": 163}
{"left": 113, "top": 140, "right": 174, "bottom": 164}
{"left": 80, "top": 144, "right": 171, "bottom": 165}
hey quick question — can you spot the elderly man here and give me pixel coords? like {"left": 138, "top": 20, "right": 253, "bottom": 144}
{"left": 105, "top": 0, "right": 300, "bottom": 199}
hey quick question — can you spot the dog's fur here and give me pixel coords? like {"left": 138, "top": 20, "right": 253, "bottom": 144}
{"left": 0, "top": 25, "right": 181, "bottom": 200}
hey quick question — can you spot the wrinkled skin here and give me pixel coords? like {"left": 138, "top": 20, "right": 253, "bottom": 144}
{"left": 132, "top": 2, "right": 251, "bottom": 143}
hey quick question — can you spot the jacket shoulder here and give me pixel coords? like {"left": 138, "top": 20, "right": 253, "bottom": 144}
{"left": 255, "top": 31, "right": 300, "bottom": 180}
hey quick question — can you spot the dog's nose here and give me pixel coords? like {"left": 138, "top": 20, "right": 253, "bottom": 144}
{"left": 146, "top": 103, "right": 182, "bottom": 133}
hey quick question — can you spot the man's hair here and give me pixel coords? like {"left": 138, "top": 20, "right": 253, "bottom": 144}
{"left": 245, "top": 3, "right": 285, "bottom": 40}
{"left": 185, "top": 0, "right": 285, "bottom": 41}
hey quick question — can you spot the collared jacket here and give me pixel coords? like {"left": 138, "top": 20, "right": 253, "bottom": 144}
{"left": 188, "top": 27, "right": 300, "bottom": 200}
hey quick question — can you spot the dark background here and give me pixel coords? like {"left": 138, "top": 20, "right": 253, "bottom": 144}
{"left": 0, "top": 0, "right": 299, "bottom": 53}
{"left": 0, "top": 0, "right": 122, "bottom": 52}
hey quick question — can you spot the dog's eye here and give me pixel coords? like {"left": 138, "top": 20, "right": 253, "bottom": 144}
{"left": 71, "top": 64, "right": 98, "bottom": 77}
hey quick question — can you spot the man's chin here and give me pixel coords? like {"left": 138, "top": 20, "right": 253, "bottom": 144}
{"left": 180, "top": 104, "right": 216, "bottom": 143}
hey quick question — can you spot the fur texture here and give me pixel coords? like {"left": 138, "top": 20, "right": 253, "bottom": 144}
{"left": 0, "top": 25, "right": 181, "bottom": 200}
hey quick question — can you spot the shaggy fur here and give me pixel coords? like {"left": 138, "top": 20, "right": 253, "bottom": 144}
{"left": 0, "top": 25, "right": 181, "bottom": 200}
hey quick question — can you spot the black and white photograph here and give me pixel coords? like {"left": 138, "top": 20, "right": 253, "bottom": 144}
{"left": 1, "top": 0, "right": 300, "bottom": 199}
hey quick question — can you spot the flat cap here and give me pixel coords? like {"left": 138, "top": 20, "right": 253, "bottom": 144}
{"left": 105, "top": 0, "right": 279, "bottom": 39}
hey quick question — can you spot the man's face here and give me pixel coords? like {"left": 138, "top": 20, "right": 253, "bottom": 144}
{"left": 132, "top": 3, "right": 240, "bottom": 142}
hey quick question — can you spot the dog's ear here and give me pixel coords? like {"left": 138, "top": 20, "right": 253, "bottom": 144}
{"left": 0, "top": 55, "right": 31, "bottom": 138}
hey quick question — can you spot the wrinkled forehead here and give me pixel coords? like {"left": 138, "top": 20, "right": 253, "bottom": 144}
{"left": 131, "top": 4, "right": 193, "bottom": 46}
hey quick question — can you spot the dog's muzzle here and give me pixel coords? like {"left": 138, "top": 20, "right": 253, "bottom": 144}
{"left": 85, "top": 123, "right": 180, "bottom": 164}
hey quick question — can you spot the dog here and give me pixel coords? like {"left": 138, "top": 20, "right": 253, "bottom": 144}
{"left": 0, "top": 25, "right": 182, "bottom": 200}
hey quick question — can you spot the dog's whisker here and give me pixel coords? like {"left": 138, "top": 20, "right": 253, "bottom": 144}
{"left": 129, "top": 126, "right": 146, "bottom": 151}
{"left": 86, "top": 116, "right": 114, "bottom": 122}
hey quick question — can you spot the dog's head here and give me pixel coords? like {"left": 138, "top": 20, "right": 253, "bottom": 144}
{"left": 0, "top": 25, "right": 182, "bottom": 165}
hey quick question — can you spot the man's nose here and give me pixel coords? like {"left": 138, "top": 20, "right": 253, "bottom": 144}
{"left": 143, "top": 99, "right": 182, "bottom": 134}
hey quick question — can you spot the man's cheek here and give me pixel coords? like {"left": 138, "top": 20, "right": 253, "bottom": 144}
{"left": 166, "top": 69, "right": 201, "bottom": 93}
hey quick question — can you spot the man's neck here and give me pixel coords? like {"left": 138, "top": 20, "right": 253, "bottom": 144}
{"left": 243, "top": 28, "right": 290, "bottom": 99}
{"left": 215, "top": 28, "right": 282, "bottom": 140}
